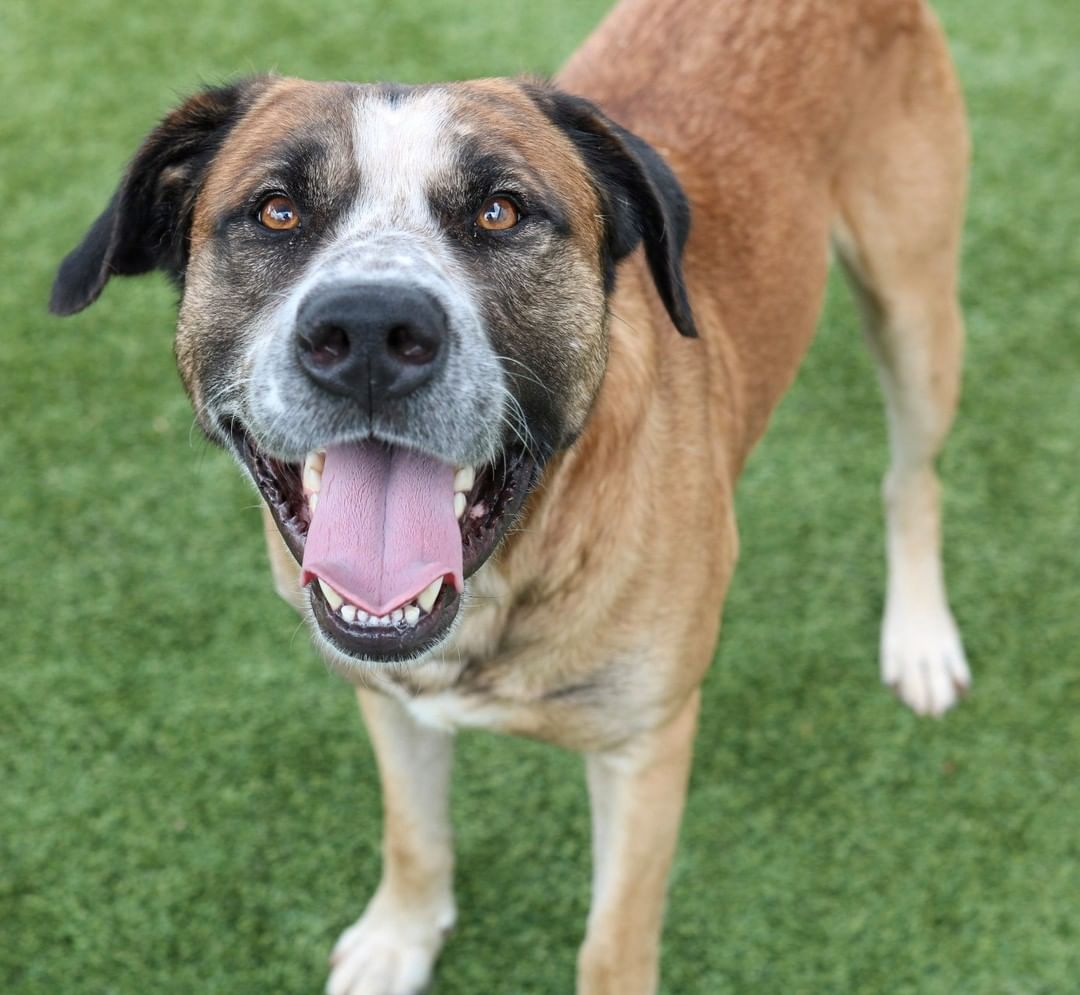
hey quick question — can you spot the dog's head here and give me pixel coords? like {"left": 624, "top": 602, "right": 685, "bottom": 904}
{"left": 52, "top": 76, "right": 696, "bottom": 665}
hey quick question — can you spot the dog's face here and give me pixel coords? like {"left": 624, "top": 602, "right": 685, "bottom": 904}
{"left": 52, "top": 75, "right": 695, "bottom": 666}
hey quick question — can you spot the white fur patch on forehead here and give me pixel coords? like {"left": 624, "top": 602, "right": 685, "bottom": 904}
{"left": 350, "top": 88, "right": 456, "bottom": 230}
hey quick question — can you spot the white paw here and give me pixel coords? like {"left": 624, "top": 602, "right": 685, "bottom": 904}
{"left": 881, "top": 602, "right": 971, "bottom": 716}
{"left": 325, "top": 890, "right": 455, "bottom": 995}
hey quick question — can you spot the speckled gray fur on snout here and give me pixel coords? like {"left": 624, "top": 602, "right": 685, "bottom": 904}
{"left": 243, "top": 232, "right": 507, "bottom": 468}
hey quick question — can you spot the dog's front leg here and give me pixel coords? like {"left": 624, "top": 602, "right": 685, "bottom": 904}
{"left": 577, "top": 690, "right": 700, "bottom": 995}
{"left": 326, "top": 688, "right": 456, "bottom": 995}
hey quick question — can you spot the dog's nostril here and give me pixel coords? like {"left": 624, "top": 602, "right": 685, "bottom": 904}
{"left": 387, "top": 324, "right": 436, "bottom": 366}
{"left": 301, "top": 325, "right": 350, "bottom": 366}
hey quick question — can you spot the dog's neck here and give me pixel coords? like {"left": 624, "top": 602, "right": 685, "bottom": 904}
{"left": 446, "top": 256, "right": 724, "bottom": 666}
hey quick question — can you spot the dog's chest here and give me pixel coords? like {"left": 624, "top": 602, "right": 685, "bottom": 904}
{"left": 367, "top": 565, "right": 525, "bottom": 732}
{"left": 364, "top": 564, "right": 643, "bottom": 747}
{"left": 391, "top": 682, "right": 521, "bottom": 733}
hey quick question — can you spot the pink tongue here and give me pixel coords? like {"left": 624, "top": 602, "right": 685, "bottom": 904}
{"left": 300, "top": 442, "right": 463, "bottom": 616}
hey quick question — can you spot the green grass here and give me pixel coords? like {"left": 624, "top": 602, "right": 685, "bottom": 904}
{"left": 3, "top": 1, "right": 1079, "bottom": 992}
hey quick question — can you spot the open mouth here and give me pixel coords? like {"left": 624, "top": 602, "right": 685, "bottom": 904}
{"left": 231, "top": 424, "right": 538, "bottom": 662}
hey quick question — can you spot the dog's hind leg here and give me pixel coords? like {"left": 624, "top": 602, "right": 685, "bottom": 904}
{"left": 831, "top": 12, "right": 971, "bottom": 715}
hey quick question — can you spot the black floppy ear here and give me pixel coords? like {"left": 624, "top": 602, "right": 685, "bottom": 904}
{"left": 50, "top": 77, "right": 272, "bottom": 317}
{"left": 525, "top": 84, "right": 698, "bottom": 338}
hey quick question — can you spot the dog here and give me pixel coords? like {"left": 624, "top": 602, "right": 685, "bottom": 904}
{"left": 51, "top": 0, "right": 972, "bottom": 990}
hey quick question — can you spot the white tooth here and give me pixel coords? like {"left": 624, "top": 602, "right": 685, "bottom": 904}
{"left": 404, "top": 604, "right": 420, "bottom": 626}
{"left": 309, "top": 450, "right": 326, "bottom": 473}
{"left": 454, "top": 492, "right": 467, "bottom": 520}
{"left": 303, "top": 464, "right": 322, "bottom": 493}
{"left": 391, "top": 608, "right": 404, "bottom": 624}
{"left": 340, "top": 604, "right": 356, "bottom": 623}
{"left": 453, "top": 465, "right": 475, "bottom": 493}
{"left": 376, "top": 614, "right": 391, "bottom": 626}
{"left": 318, "top": 580, "right": 343, "bottom": 610}
{"left": 355, "top": 610, "right": 370, "bottom": 624}
{"left": 417, "top": 577, "right": 443, "bottom": 613}
{"left": 309, "top": 492, "right": 319, "bottom": 512}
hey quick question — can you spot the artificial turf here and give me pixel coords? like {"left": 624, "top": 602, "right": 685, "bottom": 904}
{"left": 2, "top": 0, "right": 1078, "bottom": 992}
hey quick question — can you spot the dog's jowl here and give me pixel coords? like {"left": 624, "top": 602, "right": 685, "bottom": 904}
{"left": 53, "top": 0, "right": 972, "bottom": 992}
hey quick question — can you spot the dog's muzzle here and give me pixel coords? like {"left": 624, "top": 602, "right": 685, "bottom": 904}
{"left": 232, "top": 268, "right": 542, "bottom": 664}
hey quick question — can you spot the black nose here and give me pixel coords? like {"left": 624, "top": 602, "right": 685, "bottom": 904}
{"left": 295, "top": 283, "right": 447, "bottom": 410}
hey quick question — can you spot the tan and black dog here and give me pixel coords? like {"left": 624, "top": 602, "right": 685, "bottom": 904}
{"left": 51, "top": 0, "right": 971, "bottom": 991}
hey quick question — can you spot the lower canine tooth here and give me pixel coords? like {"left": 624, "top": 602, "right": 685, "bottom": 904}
{"left": 454, "top": 492, "right": 467, "bottom": 519}
{"left": 417, "top": 577, "right": 443, "bottom": 613}
{"left": 318, "top": 580, "right": 343, "bottom": 610}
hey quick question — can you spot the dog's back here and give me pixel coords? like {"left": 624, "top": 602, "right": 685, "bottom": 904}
{"left": 562, "top": 0, "right": 967, "bottom": 469}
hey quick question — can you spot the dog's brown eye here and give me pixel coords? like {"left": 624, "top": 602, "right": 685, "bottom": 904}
{"left": 258, "top": 195, "right": 300, "bottom": 231}
{"left": 476, "top": 196, "right": 519, "bottom": 232}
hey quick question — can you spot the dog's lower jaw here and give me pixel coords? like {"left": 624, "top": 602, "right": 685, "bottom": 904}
{"left": 307, "top": 587, "right": 466, "bottom": 675}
